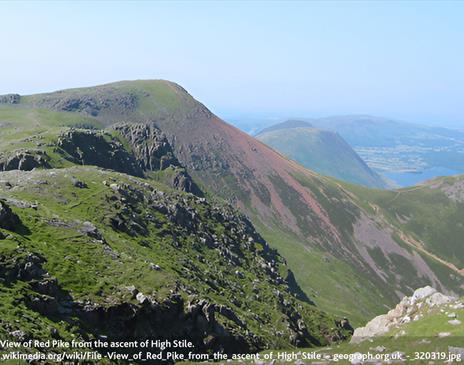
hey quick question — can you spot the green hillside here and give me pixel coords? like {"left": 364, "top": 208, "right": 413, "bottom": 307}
{"left": 256, "top": 120, "right": 388, "bottom": 188}
{"left": 1, "top": 80, "right": 463, "bottom": 331}
{"left": 0, "top": 166, "right": 347, "bottom": 359}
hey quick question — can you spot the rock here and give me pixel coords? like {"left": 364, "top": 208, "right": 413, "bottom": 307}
{"left": 401, "top": 315, "right": 411, "bottom": 324}
{"left": 449, "top": 347, "right": 464, "bottom": 358}
{"left": 171, "top": 168, "right": 203, "bottom": 196}
{"left": 351, "top": 286, "right": 457, "bottom": 344}
{"left": 126, "top": 285, "right": 138, "bottom": 298}
{"left": 9, "top": 330, "right": 26, "bottom": 341}
{"left": 35, "top": 92, "right": 137, "bottom": 116}
{"left": 340, "top": 318, "right": 354, "bottom": 332}
{"left": 351, "top": 314, "right": 391, "bottom": 343}
{"left": 50, "top": 328, "right": 59, "bottom": 338}
{"left": 448, "top": 313, "right": 457, "bottom": 318}
{"left": 71, "top": 177, "right": 87, "bottom": 188}
{"left": 57, "top": 129, "right": 143, "bottom": 176}
{"left": 80, "top": 221, "right": 105, "bottom": 242}
{"left": 0, "top": 94, "right": 21, "bottom": 104}
{"left": 411, "top": 286, "right": 436, "bottom": 302}
{"left": 102, "top": 245, "right": 119, "bottom": 260}
{"left": 438, "top": 332, "right": 451, "bottom": 338}
{"left": 235, "top": 270, "right": 245, "bottom": 279}
{"left": 448, "top": 319, "right": 461, "bottom": 326}
{"left": 370, "top": 346, "right": 386, "bottom": 352}
{"left": 425, "top": 292, "right": 453, "bottom": 307}
{"left": 417, "top": 339, "right": 431, "bottom": 344}
{"left": 0, "top": 150, "right": 50, "bottom": 171}
{"left": 136, "top": 292, "right": 148, "bottom": 304}
{"left": 19, "top": 254, "right": 47, "bottom": 280}
{"left": 112, "top": 123, "right": 180, "bottom": 171}
{"left": 149, "top": 263, "right": 161, "bottom": 271}
{"left": 0, "top": 201, "right": 21, "bottom": 231}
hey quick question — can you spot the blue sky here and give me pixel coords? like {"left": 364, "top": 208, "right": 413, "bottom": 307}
{"left": 1, "top": 1, "right": 463, "bottom": 127}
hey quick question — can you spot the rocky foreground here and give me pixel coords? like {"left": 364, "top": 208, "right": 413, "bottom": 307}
{"left": 351, "top": 286, "right": 462, "bottom": 343}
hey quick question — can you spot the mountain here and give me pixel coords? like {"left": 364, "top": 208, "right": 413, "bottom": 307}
{"left": 1, "top": 80, "right": 463, "bottom": 330}
{"left": 255, "top": 120, "right": 388, "bottom": 189}
{"left": 310, "top": 115, "right": 464, "bottom": 187}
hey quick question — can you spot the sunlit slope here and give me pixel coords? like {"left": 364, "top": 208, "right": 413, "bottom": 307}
{"left": 2, "top": 80, "right": 462, "bottom": 324}
{"left": 256, "top": 121, "right": 387, "bottom": 188}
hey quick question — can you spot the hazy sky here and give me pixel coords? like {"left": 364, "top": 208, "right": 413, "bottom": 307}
{"left": 1, "top": 1, "right": 463, "bottom": 127}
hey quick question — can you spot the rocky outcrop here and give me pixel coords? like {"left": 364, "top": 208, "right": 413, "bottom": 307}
{"left": 0, "top": 150, "right": 50, "bottom": 171}
{"left": 351, "top": 286, "right": 456, "bottom": 343}
{"left": 0, "top": 201, "right": 21, "bottom": 231}
{"left": 77, "top": 295, "right": 257, "bottom": 357}
{"left": 1, "top": 250, "right": 256, "bottom": 355}
{"left": 112, "top": 123, "right": 180, "bottom": 171}
{"left": 0, "top": 94, "right": 20, "bottom": 104}
{"left": 171, "top": 167, "right": 203, "bottom": 196}
{"left": 112, "top": 123, "right": 203, "bottom": 195}
{"left": 57, "top": 129, "right": 143, "bottom": 176}
{"left": 53, "top": 125, "right": 202, "bottom": 195}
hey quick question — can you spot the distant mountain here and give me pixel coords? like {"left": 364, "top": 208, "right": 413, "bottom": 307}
{"left": 258, "top": 119, "right": 314, "bottom": 133}
{"left": 310, "top": 115, "right": 464, "bottom": 186}
{"left": 256, "top": 120, "right": 388, "bottom": 189}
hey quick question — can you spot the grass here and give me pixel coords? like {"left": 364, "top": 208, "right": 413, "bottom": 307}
{"left": 257, "top": 127, "right": 387, "bottom": 189}
{"left": 0, "top": 165, "right": 344, "bottom": 353}
{"left": 254, "top": 223, "right": 392, "bottom": 327}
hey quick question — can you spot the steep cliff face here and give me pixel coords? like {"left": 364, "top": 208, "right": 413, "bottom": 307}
{"left": 0, "top": 150, "right": 51, "bottom": 171}
{"left": 112, "top": 123, "right": 180, "bottom": 171}
{"left": 0, "top": 94, "right": 20, "bottom": 104}
{"left": 111, "top": 122, "right": 203, "bottom": 196}
{"left": 56, "top": 129, "right": 144, "bottom": 176}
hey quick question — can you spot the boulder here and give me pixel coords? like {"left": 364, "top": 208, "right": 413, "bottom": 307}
{"left": 0, "top": 201, "right": 21, "bottom": 231}
{"left": 411, "top": 286, "right": 437, "bottom": 303}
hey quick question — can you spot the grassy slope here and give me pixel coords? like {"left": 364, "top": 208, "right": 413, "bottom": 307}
{"left": 255, "top": 224, "right": 393, "bottom": 326}
{"left": 346, "top": 178, "right": 464, "bottom": 276}
{"left": 256, "top": 127, "right": 387, "bottom": 189}
{"left": 0, "top": 166, "right": 344, "bottom": 351}
{"left": 0, "top": 105, "right": 102, "bottom": 168}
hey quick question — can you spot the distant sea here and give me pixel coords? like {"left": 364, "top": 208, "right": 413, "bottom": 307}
{"left": 381, "top": 167, "right": 461, "bottom": 187}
